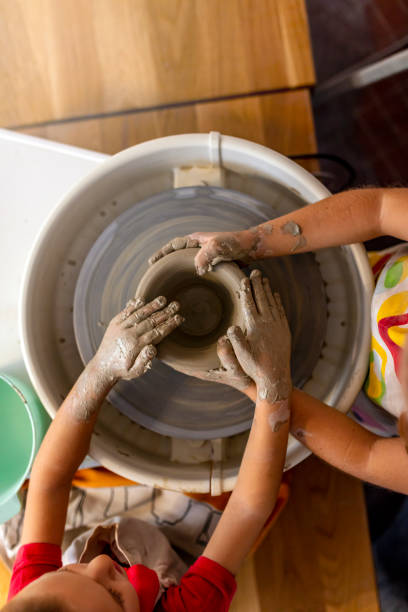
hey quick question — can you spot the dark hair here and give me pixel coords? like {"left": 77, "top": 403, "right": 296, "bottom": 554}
{"left": 1, "top": 595, "right": 73, "bottom": 612}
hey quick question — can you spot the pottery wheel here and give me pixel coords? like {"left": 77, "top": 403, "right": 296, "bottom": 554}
{"left": 74, "top": 186, "right": 327, "bottom": 439}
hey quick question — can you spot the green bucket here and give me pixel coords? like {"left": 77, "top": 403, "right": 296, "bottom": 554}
{"left": 0, "top": 373, "right": 51, "bottom": 523}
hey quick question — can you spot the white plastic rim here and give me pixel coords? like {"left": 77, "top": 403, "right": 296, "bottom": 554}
{"left": 19, "top": 133, "right": 373, "bottom": 492}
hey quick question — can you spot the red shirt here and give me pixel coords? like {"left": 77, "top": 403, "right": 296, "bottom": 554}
{"left": 8, "top": 543, "right": 236, "bottom": 611}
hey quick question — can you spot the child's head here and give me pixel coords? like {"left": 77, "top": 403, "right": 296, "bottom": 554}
{"left": 3, "top": 555, "right": 140, "bottom": 612}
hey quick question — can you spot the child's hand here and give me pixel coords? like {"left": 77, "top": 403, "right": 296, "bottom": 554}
{"left": 178, "top": 334, "right": 253, "bottom": 393}
{"left": 148, "top": 230, "right": 258, "bottom": 275}
{"left": 227, "top": 270, "right": 291, "bottom": 402}
{"left": 94, "top": 296, "right": 182, "bottom": 384}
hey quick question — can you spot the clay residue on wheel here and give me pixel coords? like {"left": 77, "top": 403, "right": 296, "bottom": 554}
{"left": 73, "top": 184, "right": 327, "bottom": 438}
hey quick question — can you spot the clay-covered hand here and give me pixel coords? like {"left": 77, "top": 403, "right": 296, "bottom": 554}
{"left": 228, "top": 269, "right": 292, "bottom": 402}
{"left": 148, "top": 229, "right": 261, "bottom": 275}
{"left": 178, "top": 335, "right": 253, "bottom": 393}
{"left": 93, "top": 296, "right": 182, "bottom": 384}
{"left": 148, "top": 236, "right": 201, "bottom": 265}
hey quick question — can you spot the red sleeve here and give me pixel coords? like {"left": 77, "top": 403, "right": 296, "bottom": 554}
{"left": 156, "top": 556, "right": 237, "bottom": 611}
{"left": 8, "top": 543, "right": 62, "bottom": 601}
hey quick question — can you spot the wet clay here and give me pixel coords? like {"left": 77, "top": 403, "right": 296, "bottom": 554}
{"left": 268, "top": 401, "right": 290, "bottom": 433}
{"left": 177, "top": 335, "right": 252, "bottom": 392}
{"left": 281, "top": 221, "right": 307, "bottom": 252}
{"left": 149, "top": 237, "right": 199, "bottom": 265}
{"left": 136, "top": 248, "right": 246, "bottom": 374}
{"left": 174, "top": 282, "right": 222, "bottom": 336}
{"left": 151, "top": 226, "right": 276, "bottom": 276}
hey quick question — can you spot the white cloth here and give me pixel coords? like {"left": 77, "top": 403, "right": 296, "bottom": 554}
{"left": 0, "top": 485, "right": 221, "bottom": 570}
{"left": 63, "top": 517, "right": 187, "bottom": 591}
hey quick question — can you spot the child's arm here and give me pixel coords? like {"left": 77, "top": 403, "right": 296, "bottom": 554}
{"left": 188, "top": 335, "right": 408, "bottom": 497}
{"left": 291, "top": 335, "right": 408, "bottom": 494}
{"left": 149, "top": 188, "right": 408, "bottom": 274}
{"left": 21, "top": 297, "right": 182, "bottom": 547}
{"left": 240, "top": 382, "right": 408, "bottom": 494}
{"left": 289, "top": 389, "right": 408, "bottom": 494}
{"left": 202, "top": 270, "right": 291, "bottom": 575}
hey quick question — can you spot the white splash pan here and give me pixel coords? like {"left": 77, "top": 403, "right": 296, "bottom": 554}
{"left": 20, "top": 133, "right": 373, "bottom": 493}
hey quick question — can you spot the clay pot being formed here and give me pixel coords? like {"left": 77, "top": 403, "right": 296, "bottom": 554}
{"left": 136, "top": 248, "right": 246, "bottom": 373}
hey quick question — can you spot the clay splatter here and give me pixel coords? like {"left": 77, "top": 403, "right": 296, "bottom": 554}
{"left": 281, "top": 221, "right": 307, "bottom": 252}
{"left": 294, "top": 428, "right": 312, "bottom": 439}
{"left": 282, "top": 221, "right": 301, "bottom": 237}
{"left": 268, "top": 402, "right": 290, "bottom": 433}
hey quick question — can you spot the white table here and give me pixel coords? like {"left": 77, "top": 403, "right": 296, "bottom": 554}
{"left": 0, "top": 129, "right": 107, "bottom": 375}
{"left": 0, "top": 129, "right": 107, "bottom": 468}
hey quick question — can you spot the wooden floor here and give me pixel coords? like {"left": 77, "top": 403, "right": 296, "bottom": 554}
{"left": 232, "top": 457, "right": 378, "bottom": 612}
{"left": 0, "top": 0, "right": 314, "bottom": 126}
{"left": 0, "top": 1, "right": 379, "bottom": 609}
{"left": 20, "top": 89, "right": 316, "bottom": 159}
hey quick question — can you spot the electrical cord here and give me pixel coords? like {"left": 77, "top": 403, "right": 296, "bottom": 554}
{"left": 289, "top": 152, "right": 357, "bottom": 193}
{"left": 289, "top": 153, "right": 405, "bottom": 250}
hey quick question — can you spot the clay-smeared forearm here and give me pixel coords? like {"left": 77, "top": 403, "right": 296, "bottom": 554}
{"left": 203, "top": 271, "right": 292, "bottom": 574}
{"left": 21, "top": 357, "right": 121, "bottom": 547}
{"left": 227, "top": 270, "right": 291, "bottom": 403}
{"left": 233, "top": 398, "right": 289, "bottom": 510}
{"left": 29, "top": 358, "right": 117, "bottom": 490}
{"left": 29, "top": 297, "right": 183, "bottom": 491}
{"left": 248, "top": 188, "right": 386, "bottom": 257}
{"left": 147, "top": 188, "right": 408, "bottom": 275}
{"left": 232, "top": 188, "right": 408, "bottom": 259}
{"left": 192, "top": 189, "right": 385, "bottom": 271}
{"left": 21, "top": 295, "right": 184, "bottom": 547}
{"left": 30, "top": 345, "right": 159, "bottom": 490}
{"left": 203, "top": 397, "right": 290, "bottom": 574}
